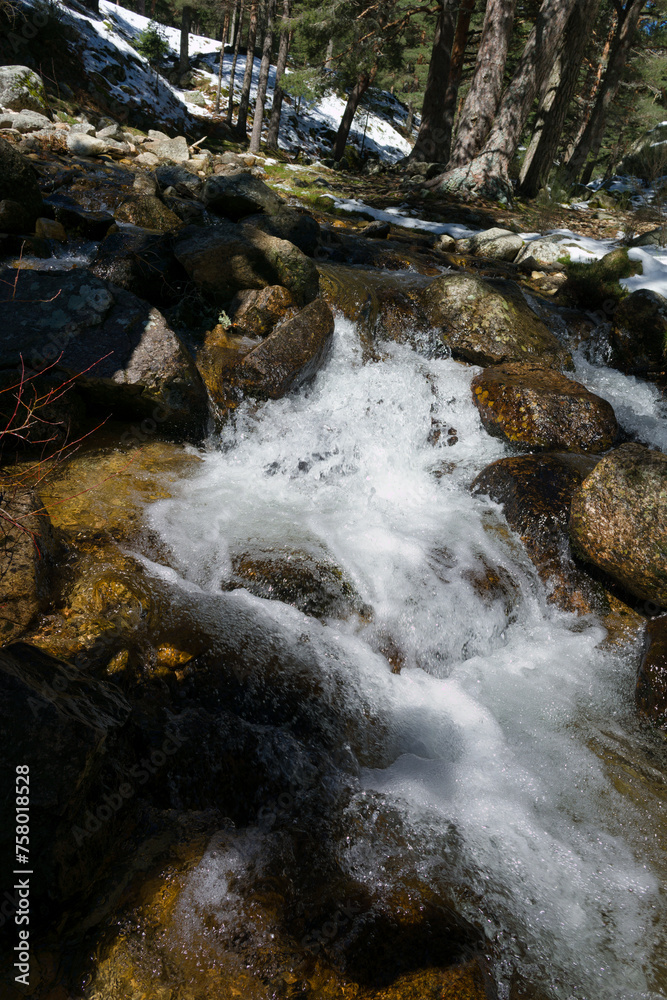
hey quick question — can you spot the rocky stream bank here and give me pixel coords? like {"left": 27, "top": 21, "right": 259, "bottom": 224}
{"left": 1, "top": 87, "right": 667, "bottom": 1000}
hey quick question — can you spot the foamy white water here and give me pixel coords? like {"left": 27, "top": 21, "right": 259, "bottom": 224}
{"left": 145, "top": 315, "right": 667, "bottom": 999}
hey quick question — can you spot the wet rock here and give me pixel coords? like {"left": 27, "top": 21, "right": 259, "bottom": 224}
{"left": 561, "top": 247, "right": 641, "bottom": 309}
{"left": 35, "top": 441, "right": 202, "bottom": 545}
{"left": 462, "top": 227, "right": 524, "bottom": 262}
{"left": 114, "top": 194, "right": 184, "bottom": 232}
{"left": 202, "top": 171, "right": 283, "bottom": 220}
{"left": 43, "top": 194, "right": 114, "bottom": 239}
{"left": 173, "top": 222, "right": 320, "bottom": 305}
{"left": 569, "top": 443, "right": 667, "bottom": 606}
{"left": 142, "top": 134, "right": 190, "bottom": 163}
{"left": 0, "top": 109, "right": 51, "bottom": 132}
{"left": 227, "top": 549, "right": 370, "bottom": 620}
{"left": 195, "top": 326, "right": 262, "bottom": 402}
{"left": 243, "top": 206, "right": 321, "bottom": 256}
{"left": 471, "top": 362, "right": 618, "bottom": 452}
{"left": 0, "top": 65, "right": 48, "bottom": 112}
{"left": 0, "top": 135, "right": 43, "bottom": 232}
{"left": 636, "top": 615, "right": 667, "bottom": 727}
{"left": 0, "top": 490, "right": 60, "bottom": 644}
{"left": 0, "top": 269, "right": 208, "bottom": 437}
{"left": 90, "top": 226, "right": 188, "bottom": 307}
{"left": 422, "top": 273, "right": 573, "bottom": 369}
{"left": 472, "top": 453, "right": 608, "bottom": 614}
{"left": 229, "top": 297, "right": 334, "bottom": 400}
{"left": 609, "top": 288, "right": 667, "bottom": 373}
{"left": 163, "top": 193, "right": 207, "bottom": 226}
{"left": 230, "top": 284, "right": 297, "bottom": 337}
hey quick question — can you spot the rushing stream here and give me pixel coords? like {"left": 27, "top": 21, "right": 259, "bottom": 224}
{"left": 139, "top": 311, "right": 667, "bottom": 999}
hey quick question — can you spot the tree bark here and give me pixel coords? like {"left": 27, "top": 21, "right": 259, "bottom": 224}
{"left": 518, "top": 0, "right": 601, "bottom": 197}
{"left": 409, "top": 0, "right": 459, "bottom": 163}
{"left": 249, "top": 0, "right": 276, "bottom": 152}
{"left": 440, "top": 0, "right": 476, "bottom": 148}
{"left": 563, "top": 0, "right": 645, "bottom": 185}
{"left": 432, "top": 0, "right": 579, "bottom": 201}
{"left": 267, "top": 0, "right": 291, "bottom": 149}
{"left": 237, "top": 0, "right": 259, "bottom": 134}
{"left": 333, "top": 65, "right": 377, "bottom": 162}
{"left": 215, "top": 10, "right": 231, "bottom": 114}
{"left": 179, "top": 5, "right": 192, "bottom": 78}
{"left": 447, "top": 0, "right": 518, "bottom": 169}
{"left": 226, "top": 6, "right": 245, "bottom": 125}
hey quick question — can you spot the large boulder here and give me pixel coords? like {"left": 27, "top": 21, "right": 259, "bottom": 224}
{"left": 0, "top": 269, "right": 208, "bottom": 436}
{"left": 230, "top": 284, "right": 297, "bottom": 337}
{"left": 228, "top": 297, "right": 334, "bottom": 400}
{"left": 569, "top": 443, "right": 667, "bottom": 606}
{"left": 0, "top": 65, "right": 48, "bottom": 112}
{"left": 609, "top": 288, "right": 667, "bottom": 374}
{"left": 202, "top": 172, "right": 284, "bottom": 220}
{"left": 636, "top": 616, "right": 667, "bottom": 728}
{"left": 0, "top": 109, "right": 51, "bottom": 133}
{"left": 0, "top": 136, "right": 43, "bottom": 233}
{"left": 0, "top": 491, "right": 59, "bottom": 644}
{"left": 141, "top": 135, "right": 190, "bottom": 163}
{"left": 472, "top": 453, "right": 606, "bottom": 615}
{"left": 458, "top": 227, "right": 524, "bottom": 262}
{"left": 515, "top": 236, "right": 572, "bottom": 269}
{"left": 173, "top": 223, "right": 320, "bottom": 305}
{"left": 471, "top": 362, "right": 618, "bottom": 452}
{"left": 421, "top": 273, "right": 573, "bottom": 369}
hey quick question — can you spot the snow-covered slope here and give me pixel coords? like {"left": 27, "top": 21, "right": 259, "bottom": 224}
{"left": 57, "top": 0, "right": 416, "bottom": 160}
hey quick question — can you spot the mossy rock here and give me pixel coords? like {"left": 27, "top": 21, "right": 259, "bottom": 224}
{"left": 422, "top": 274, "right": 573, "bottom": 370}
{"left": 560, "top": 248, "right": 641, "bottom": 310}
{"left": 610, "top": 288, "right": 667, "bottom": 374}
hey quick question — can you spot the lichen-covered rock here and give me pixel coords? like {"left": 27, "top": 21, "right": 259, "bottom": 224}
{"left": 0, "top": 109, "right": 51, "bottom": 132}
{"left": 472, "top": 453, "right": 608, "bottom": 614}
{"left": 569, "top": 443, "right": 667, "bottom": 606}
{"left": 202, "top": 171, "right": 283, "bottom": 220}
{"left": 636, "top": 615, "right": 667, "bottom": 727}
{"left": 114, "top": 194, "right": 184, "bottom": 232}
{"left": 229, "top": 297, "right": 335, "bottom": 400}
{"left": 66, "top": 132, "right": 109, "bottom": 157}
{"left": 173, "top": 222, "right": 320, "bottom": 304}
{"left": 0, "top": 490, "right": 59, "bottom": 644}
{"left": 610, "top": 288, "right": 667, "bottom": 373}
{"left": 471, "top": 362, "right": 618, "bottom": 452}
{"left": 460, "top": 227, "right": 524, "bottom": 262}
{"left": 422, "top": 273, "right": 573, "bottom": 369}
{"left": 0, "top": 135, "right": 43, "bottom": 232}
{"left": 515, "top": 236, "right": 572, "bottom": 268}
{"left": 0, "top": 269, "right": 208, "bottom": 437}
{"left": 142, "top": 134, "right": 190, "bottom": 163}
{"left": 0, "top": 65, "right": 48, "bottom": 112}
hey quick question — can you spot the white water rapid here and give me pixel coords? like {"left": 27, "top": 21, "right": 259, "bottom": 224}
{"left": 145, "top": 314, "right": 667, "bottom": 999}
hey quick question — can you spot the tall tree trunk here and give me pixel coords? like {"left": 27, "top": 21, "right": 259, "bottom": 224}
{"left": 229, "top": 0, "right": 239, "bottom": 43}
{"left": 179, "top": 5, "right": 192, "bottom": 78}
{"left": 215, "top": 10, "right": 231, "bottom": 114}
{"left": 324, "top": 37, "right": 334, "bottom": 68}
{"left": 440, "top": 0, "right": 476, "bottom": 148}
{"left": 249, "top": 0, "right": 276, "bottom": 152}
{"left": 518, "top": 0, "right": 600, "bottom": 197}
{"left": 409, "top": 0, "right": 459, "bottom": 163}
{"left": 433, "top": 0, "right": 579, "bottom": 202}
{"left": 267, "top": 0, "right": 291, "bottom": 149}
{"left": 565, "top": 15, "right": 616, "bottom": 161}
{"left": 333, "top": 65, "right": 377, "bottom": 162}
{"left": 226, "top": 7, "right": 245, "bottom": 125}
{"left": 447, "top": 0, "right": 518, "bottom": 169}
{"left": 563, "top": 0, "right": 645, "bottom": 185}
{"left": 237, "top": 0, "right": 259, "bottom": 134}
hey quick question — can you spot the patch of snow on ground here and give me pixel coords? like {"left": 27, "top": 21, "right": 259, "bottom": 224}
{"left": 622, "top": 247, "right": 667, "bottom": 295}
{"left": 332, "top": 198, "right": 481, "bottom": 237}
